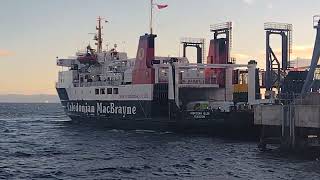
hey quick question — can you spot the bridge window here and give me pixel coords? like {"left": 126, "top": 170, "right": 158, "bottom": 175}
{"left": 100, "top": 88, "right": 105, "bottom": 94}
{"left": 113, "top": 88, "right": 119, "bottom": 94}
{"left": 107, "top": 88, "right": 112, "bottom": 94}
{"left": 95, "top": 89, "right": 99, "bottom": 95}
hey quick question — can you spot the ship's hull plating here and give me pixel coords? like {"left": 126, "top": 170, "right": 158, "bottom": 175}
{"left": 59, "top": 99, "right": 259, "bottom": 138}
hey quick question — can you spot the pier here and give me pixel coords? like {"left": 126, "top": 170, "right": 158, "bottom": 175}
{"left": 255, "top": 16, "right": 320, "bottom": 151}
{"left": 255, "top": 93, "right": 320, "bottom": 150}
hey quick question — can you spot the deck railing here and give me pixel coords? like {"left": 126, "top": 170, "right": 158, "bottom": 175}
{"left": 73, "top": 81, "right": 121, "bottom": 87}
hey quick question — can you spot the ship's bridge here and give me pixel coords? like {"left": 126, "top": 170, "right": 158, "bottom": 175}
{"left": 56, "top": 57, "right": 79, "bottom": 68}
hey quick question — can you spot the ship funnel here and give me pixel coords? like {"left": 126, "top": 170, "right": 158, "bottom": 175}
{"left": 132, "top": 34, "right": 157, "bottom": 84}
{"left": 205, "top": 39, "right": 228, "bottom": 87}
{"left": 207, "top": 38, "right": 228, "bottom": 65}
{"left": 205, "top": 22, "right": 232, "bottom": 87}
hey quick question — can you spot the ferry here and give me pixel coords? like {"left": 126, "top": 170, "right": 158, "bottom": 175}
{"left": 56, "top": 16, "right": 261, "bottom": 137}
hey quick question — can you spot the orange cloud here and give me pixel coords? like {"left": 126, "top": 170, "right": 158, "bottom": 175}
{"left": 291, "top": 45, "right": 313, "bottom": 59}
{"left": 258, "top": 45, "right": 314, "bottom": 59}
{"left": 274, "top": 45, "right": 313, "bottom": 59}
{"left": 233, "top": 53, "right": 250, "bottom": 60}
{"left": 0, "top": 49, "right": 14, "bottom": 57}
{"left": 230, "top": 45, "right": 314, "bottom": 68}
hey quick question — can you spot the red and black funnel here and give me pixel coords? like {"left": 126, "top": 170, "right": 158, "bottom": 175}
{"left": 132, "top": 34, "right": 157, "bottom": 84}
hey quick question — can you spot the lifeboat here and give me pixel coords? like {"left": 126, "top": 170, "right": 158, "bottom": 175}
{"left": 77, "top": 54, "right": 98, "bottom": 64}
{"left": 77, "top": 45, "right": 98, "bottom": 64}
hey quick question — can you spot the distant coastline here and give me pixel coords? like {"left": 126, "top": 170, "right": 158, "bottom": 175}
{"left": 0, "top": 94, "right": 59, "bottom": 103}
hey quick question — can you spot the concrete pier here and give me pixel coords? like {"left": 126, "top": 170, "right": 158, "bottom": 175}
{"left": 254, "top": 93, "right": 320, "bottom": 150}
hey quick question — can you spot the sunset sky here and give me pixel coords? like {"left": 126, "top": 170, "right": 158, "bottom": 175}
{"left": 0, "top": 0, "right": 319, "bottom": 95}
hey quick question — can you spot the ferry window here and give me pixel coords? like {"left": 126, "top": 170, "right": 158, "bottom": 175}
{"left": 95, "top": 89, "right": 99, "bottom": 95}
{"left": 107, "top": 88, "right": 112, "bottom": 94}
{"left": 100, "top": 88, "right": 105, "bottom": 94}
{"left": 113, "top": 88, "right": 119, "bottom": 94}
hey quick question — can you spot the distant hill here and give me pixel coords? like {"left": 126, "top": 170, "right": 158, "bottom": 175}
{"left": 0, "top": 94, "right": 60, "bottom": 103}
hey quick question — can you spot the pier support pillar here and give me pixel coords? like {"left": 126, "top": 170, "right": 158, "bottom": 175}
{"left": 168, "top": 64, "right": 175, "bottom": 101}
{"left": 248, "top": 60, "right": 257, "bottom": 105}
{"left": 225, "top": 67, "right": 234, "bottom": 101}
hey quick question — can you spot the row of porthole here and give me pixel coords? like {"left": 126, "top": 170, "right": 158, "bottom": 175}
{"left": 74, "top": 88, "right": 119, "bottom": 95}
{"left": 95, "top": 88, "right": 119, "bottom": 95}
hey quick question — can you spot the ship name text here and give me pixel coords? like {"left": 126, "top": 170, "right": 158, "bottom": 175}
{"left": 67, "top": 102, "right": 137, "bottom": 117}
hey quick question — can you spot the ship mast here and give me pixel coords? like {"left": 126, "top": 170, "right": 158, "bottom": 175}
{"left": 150, "top": 0, "right": 154, "bottom": 34}
{"left": 96, "top": 16, "right": 103, "bottom": 53}
{"left": 95, "top": 16, "right": 108, "bottom": 53}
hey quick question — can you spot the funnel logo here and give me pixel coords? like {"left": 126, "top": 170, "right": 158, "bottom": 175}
{"left": 138, "top": 48, "right": 145, "bottom": 60}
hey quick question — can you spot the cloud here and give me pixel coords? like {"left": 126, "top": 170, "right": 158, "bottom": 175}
{"left": 242, "top": 0, "right": 255, "bottom": 5}
{"left": 292, "top": 45, "right": 313, "bottom": 51}
{"left": 267, "top": 3, "right": 273, "bottom": 9}
{"left": 291, "top": 45, "right": 313, "bottom": 59}
{"left": 233, "top": 53, "right": 251, "bottom": 60}
{"left": 242, "top": 0, "right": 273, "bottom": 9}
{"left": 256, "top": 45, "right": 313, "bottom": 62}
{"left": 0, "top": 50, "right": 14, "bottom": 57}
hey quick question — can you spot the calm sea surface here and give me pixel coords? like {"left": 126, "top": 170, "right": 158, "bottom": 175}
{"left": 0, "top": 103, "right": 319, "bottom": 180}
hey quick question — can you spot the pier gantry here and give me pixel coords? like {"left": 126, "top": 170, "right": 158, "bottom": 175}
{"left": 301, "top": 15, "right": 320, "bottom": 95}
{"left": 264, "top": 22, "right": 293, "bottom": 92}
{"left": 180, "top": 38, "right": 206, "bottom": 64}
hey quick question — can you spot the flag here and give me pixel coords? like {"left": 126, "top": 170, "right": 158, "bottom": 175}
{"left": 156, "top": 4, "right": 168, "bottom": 9}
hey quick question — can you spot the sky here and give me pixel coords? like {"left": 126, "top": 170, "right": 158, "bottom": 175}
{"left": 0, "top": 0, "right": 320, "bottom": 95}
